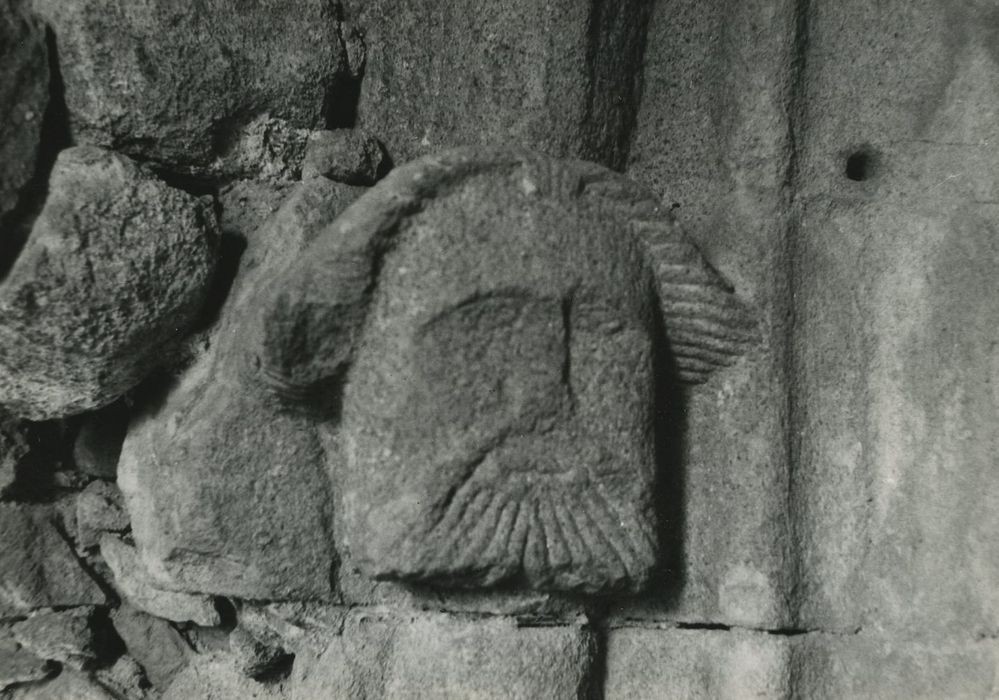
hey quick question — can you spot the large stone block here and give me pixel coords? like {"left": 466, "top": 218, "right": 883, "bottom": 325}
{"left": 292, "top": 611, "right": 596, "bottom": 700}
{"left": 33, "top": 0, "right": 354, "bottom": 177}
{"left": 253, "top": 148, "right": 758, "bottom": 595}
{"left": 605, "top": 627, "right": 791, "bottom": 699}
{"left": 0, "top": 0, "right": 47, "bottom": 226}
{"left": 346, "top": 0, "right": 651, "bottom": 168}
{"left": 118, "top": 178, "right": 361, "bottom": 600}
{"left": 617, "top": 0, "right": 798, "bottom": 628}
{"left": 790, "top": 0, "right": 999, "bottom": 637}
{"left": 0, "top": 146, "right": 219, "bottom": 420}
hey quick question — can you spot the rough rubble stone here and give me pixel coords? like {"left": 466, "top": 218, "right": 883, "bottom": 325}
{"left": 10, "top": 607, "right": 104, "bottom": 670}
{"left": 0, "top": 146, "right": 219, "bottom": 420}
{"left": 345, "top": 0, "right": 650, "bottom": 169}
{"left": 92, "top": 655, "right": 155, "bottom": 700}
{"left": 0, "top": 503, "right": 104, "bottom": 617}
{"left": 111, "top": 603, "right": 191, "bottom": 691}
{"left": 75, "top": 480, "right": 129, "bottom": 550}
{"left": 72, "top": 402, "right": 129, "bottom": 479}
{"left": 253, "top": 148, "right": 757, "bottom": 594}
{"left": 0, "top": 637, "right": 57, "bottom": 692}
{"left": 5, "top": 668, "right": 117, "bottom": 699}
{"left": 100, "top": 535, "right": 219, "bottom": 627}
{"left": 292, "top": 611, "right": 596, "bottom": 700}
{"left": 162, "top": 653, "right": 289, "bottom": 700}
{"left": 117, "top": 179, "right": 362, "bottom": 601}
{"left": 33, "top": 0, "right": 351, "bottom": 177}
{"left": 302, "top": 129, "right": 386, "bottom": 185}
{"left": 229, "top": 626, "right": 290, "bottom": 680}
{"left": 0, "top": 411, "right": 33, "bottom": 497}
{"left": 0, "top": 0, "right": 48, "bottom": 226}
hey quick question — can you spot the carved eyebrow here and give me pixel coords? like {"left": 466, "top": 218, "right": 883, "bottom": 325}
{"left": 630, "top": 219, "right": 761, "bottom": 383}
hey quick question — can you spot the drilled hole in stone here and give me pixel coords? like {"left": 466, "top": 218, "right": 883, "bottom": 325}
{"left": 844, "top": 150, "right": 874, "bottom": 181}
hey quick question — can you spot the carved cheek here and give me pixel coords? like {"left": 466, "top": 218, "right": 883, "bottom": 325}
{"left": 567, "top": 314, "right": 657, "bottom": 479}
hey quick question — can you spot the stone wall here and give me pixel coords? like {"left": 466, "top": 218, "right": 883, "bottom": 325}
{"left": 0, "top": 0, "right": 995, "bottom": 698}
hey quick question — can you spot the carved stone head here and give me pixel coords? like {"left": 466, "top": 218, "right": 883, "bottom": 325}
{"left": 252, "top": 148, "right": 758, "bottom": 594}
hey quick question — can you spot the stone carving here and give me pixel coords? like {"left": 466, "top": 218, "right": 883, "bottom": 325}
{"left": 0, "top": 146, "right": 219, "bottom": 419}
{"left": 253, "top": 148, "right": 759, "bottom": 594}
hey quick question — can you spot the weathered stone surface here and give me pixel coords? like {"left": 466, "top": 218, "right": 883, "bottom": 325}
{"left": 792, "top": 633, "right": 999, "bottom": 700}
{"left": 606, "top": 627, "right": 999, "bottom": 699}
{"left": 229, "top": 625, "right": 289, "bottom": 680}
{"left": 0, "top": 411, "right": 33, "bottom": 497}
{"left": 11, "top": 607, "right": 104, "bottom": 670}
{"left": 76, "top": 480, "right": 129, "bottom": 550}
{"left": 72, "top": 403, "right": 129, "bottom": 479}
{"left": 92, "top": 655, "right": 155, "bottom": 700}
{"left": 0, "top": 0, "right": 48, "bottom": 226}
{"left": 6, "top": 668, "right": 116, "bottom": 699}
{"left": 111, "top": 603, "right": 191, "bottom": 691}
{"left": 302, "top": 129, "right": 386, "bottom": 185}
{"left": 0, "top": 637, "right": 57, "bottom": 692}
{"left": 605, "top": 627, "right": 792, "bottom": 699}
{"left": 0, "top": 146, "right": 219, "bottom": 420}
{"left": 614, "top": 0, "right": 798, "bottom": 628}
{"left": 346, "top": 0, "right": 650, "bottom": 169}
{"left": 788, "top": 0, "right": 999, "bottom": 639}
{"left": 100, "top": 536, "right": 219, "bottom": 627}
{"left": 33, "top": 0, "right": 351, "bottom": 177}
{"left": 163, "top": 653, "right": 289, "bottom": 700}
{"left": 117, "top": 179, "right": 362, "bottom": 601}
{"left": 293, "top": 611, "right": 596, "bottom": 700}
{"left": 0, "top": 504, "right": 104, "bottom": 617}
{"left": 254, "top": 148, "right": 757, "bottom": 593}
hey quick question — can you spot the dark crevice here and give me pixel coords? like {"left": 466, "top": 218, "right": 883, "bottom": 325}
{"left": 0, "top": 26, "right": 72, "bottom": 282}
{"left": 781, "top": 0, "right": 813, "bottom": 635}
{"left": 189, "top": 231, "right": 246, "bottom": 333}
{"left": 584, "top": 0, "right": 655, "bottom": 171}
{"left": 326, "top": 3, "right": 365, "bottom": 129}
{"left": 585, "top": 625, "right": 607, "bottom": 700}
{"left": 675, "top": 621, "right": 732, "bottom": 631}
{"left": 843, "top": 146, "right": 879, "bottom": 182}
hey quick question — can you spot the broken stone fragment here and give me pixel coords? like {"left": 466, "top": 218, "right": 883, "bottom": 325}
{"left": 33, "top": 0, "right": 351, "bottom": 177}
{"left": 0, "top": 503, "right": 105, "bottom": 617}
{"left": 118, "top": 179, "right": 362, "bottom": 601}
{"left": 76, "top": 480, "right": 129, "bottom": 550}
{"left": 291, "top": 611, "right": 596, "bottom": 699}
{"left": 0, "top": 636, "right": 57, "bottom": 692}
{"left": 0, "top": 146, "right": 220, "bottom": 420}
{"left": 302, "top": 129, "right": 387, "bottom": 185}
{"left": 111, "top": 603, "right": 191, "bottom": 691}
{"left": 10, "top": 607, "right": 105, "bottom": 671}
{"left": 0, "top": 0, "right": 48, "bottom": 226}
{"left": 100, "top": 535, "right": 219, "bottom": 627}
